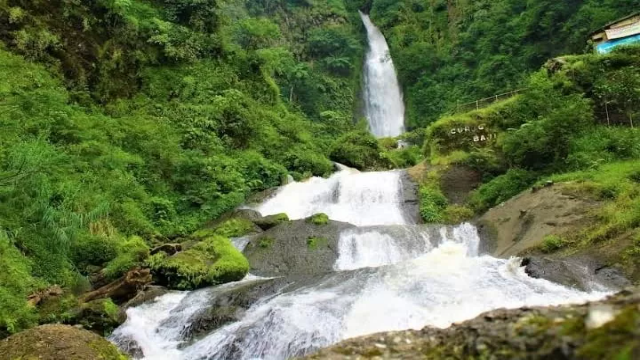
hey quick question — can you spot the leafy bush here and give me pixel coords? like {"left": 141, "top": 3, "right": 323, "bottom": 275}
{"left": 419, "top": 186, "right": 448, "bottom": 223}
{"left": 70, "top": 234, "right": 118, "bottom": 273}
{"left": 0, "top": 235, "right": 37, "bottom": 336}
{"left": 469, "top": 169, "right": 537, "bottom": 212}
{"left": 541, "top": 235, "right": 566, "bottom": 253}
{"left": 330, "top": 130, "right": 393, "bottom": 170}
{"left": 103, "top": 236, "right": 150, "bottom": 279}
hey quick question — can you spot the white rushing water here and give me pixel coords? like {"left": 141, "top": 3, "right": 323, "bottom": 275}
{"left": 360, "top": 11, "right": 405, "bottom": 138}
{"left": 110, "top": 14, "right": 611, "bottom": 360}
{"left": 255, "top": 168, "right": 410, "bottom": 226}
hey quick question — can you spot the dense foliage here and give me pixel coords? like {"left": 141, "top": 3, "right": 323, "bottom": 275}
{"left": 350, "top": 0, "right": 640, "bottom": 128}
{"left": 0, "top": 0, "right": 364, "bottom": 335}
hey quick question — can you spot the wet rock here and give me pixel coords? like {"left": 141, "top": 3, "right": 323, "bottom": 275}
{"left": 123, "top": 285, "right": 169, "bottom": 309}
{"left": 399, "top": 171, "right": 421, "bottom": 224}
{"left": 27, "top": 285, "right": 64, "bottom": 307}
{"left": 304, "top": 287, "right": 640, "bottom": 360}
{"left": 0, "top": 324, "right": 127, "bottom": 360}
{"left": 243, "top": 219, "right": 355, "bottom": 277}
{"left": 523, "top": 256, "right": 631, "bottom": 291}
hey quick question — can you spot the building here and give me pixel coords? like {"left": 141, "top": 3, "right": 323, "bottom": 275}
{"left": 591, "top": 12, "right": 640, "bottom": 54}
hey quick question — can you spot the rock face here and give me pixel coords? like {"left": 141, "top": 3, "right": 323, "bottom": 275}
{"left": 476, "top": 184, "right": 597, "bottom": 257}
{"left": 399, "top": 171, "right": 421, "bottom": 224}
{"left": 522, "top": 256, "right": 631, "bottom": 291}
{"left": 304, "top": 287, "right": 640, "bottom": 360}
{"left": 0, "top": 324, "right": 127, "bottom": 360}
{"left": 243, "top": 219, "right": 355, "bottom": 276}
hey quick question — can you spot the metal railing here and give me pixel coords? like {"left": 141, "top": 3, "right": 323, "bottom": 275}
{"left": 455, "top": 89, "right": 527, "bottom": 113}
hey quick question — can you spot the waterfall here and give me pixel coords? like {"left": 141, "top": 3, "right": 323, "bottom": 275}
{"left": 255, "top": 169, "right": 410, "bottom": 226}
{"left": 110, "top": 13, "right": 611, "bottom": 360}
{"left": 360, "top": 11, "right": 405, "bottom": 138}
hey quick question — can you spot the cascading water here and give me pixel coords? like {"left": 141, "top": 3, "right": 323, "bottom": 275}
{"left": 360, "top": 11, "right": 405, "bottom": 138}
{"left": 110, "top": 14, "right": 611, "bottom": 360}
{"left": 111, "top": 169, "right": 611, "bottom": 360}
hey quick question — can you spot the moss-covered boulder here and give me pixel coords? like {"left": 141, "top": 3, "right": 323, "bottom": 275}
{"left": 253, "top": 213, "right": 289, "bottom": 231}
{"left": 70, "top": 298, "right": 124, "bottom": 335}
{"left": 307, "top": 213, "right": 329, "bottom": 226}
{"left": 0, "top": 324, "right": 127, "bottom": 360}
{"left": 149, "top": 232, "right": 249, "bottom": 290}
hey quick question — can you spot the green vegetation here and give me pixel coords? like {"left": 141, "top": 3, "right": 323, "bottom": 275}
{"left": 541, "top": 235, "right": 566, "bottom": 253}
{"left": 0, "top": 0, "right": 364, "bottom": 336}
{"left": 149, "top": 232, "right": 249, "bottom": 290}
{"left": 308, "top": 213, "right": 330, "bottom": 226}
{"left": 357, "top": 0, "right": 640, "bottom": 128}
{"left": 307, "top": 236, "right": 329, "bottom": 250}
{"left": 213, "top": 218, "right": 257, "bottom": 238}
{"left": 330, "top": 129, "right": 393, "bottom": 170}
{"left": 258, "top": 237, "right": 275, "bottom": 249}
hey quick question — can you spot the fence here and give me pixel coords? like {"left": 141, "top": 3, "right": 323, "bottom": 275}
{"left": 455, "top": 89, "right": 527, "bottom": 113}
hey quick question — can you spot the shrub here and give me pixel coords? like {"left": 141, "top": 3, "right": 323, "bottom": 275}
{"left": 469, "top": 169, "right": 537, "bottom": 212}
{"left": 541, "top": 235, "right": 565, "bottom": 253}
{"left": 444, "top": 205, "right": 475, "bottom": 224}
{"left": 0, "top": 236, "right": 37, "bottom": 336}
{"left": 103, "top": 236, "right": 150, "bottom": 279}
{"left": 70, "top": 234, "right": 118, "bottom": 273}
{"left": 419, "top": 186, "right": 448, "bottom": 223}
{"left": 329, "top": 130, "right": 393, "bottom": 170}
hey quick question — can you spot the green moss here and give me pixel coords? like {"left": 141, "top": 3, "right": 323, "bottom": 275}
{"left": 444, "top": 205, "right": 474, "bottom": 224}
{"left": 149, "top": 234, "right": 249, "bottom": 290}
{"left": 258, "top": 237, "right": 275, "bottom": 249}
{"left": 577, "top": 306, "right": 640, "bottom": 359}
{"left": 71, "top": 298, "right": 122, "bottom": 335}
{"left": 308, "top": 213, "right": 329, "bottom": 226}
{"left": 103, "top": 236, "right": 150, "bottom": 280}
{"left": 307, "top": 237, "right": 328, "bottom": 250}
{"left": 213, "top": 218, "right": 256, "bottom": 238}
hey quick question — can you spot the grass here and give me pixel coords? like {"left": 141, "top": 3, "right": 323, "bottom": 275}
{"left": 545, "top": 161, "right": 640, "bottom": 249}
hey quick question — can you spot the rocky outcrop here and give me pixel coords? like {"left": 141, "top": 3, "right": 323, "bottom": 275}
{"left": 304, "top": 287, "right": 640, "bottom": 360}
{"left": 0, "top": 324, "right": 127, "bottom": 360}
{"left": 243, "top": 219, "right": 355, "bottom": 276}
{"left": 522, "top": 256, "right": 631, "bottom": 291}
{"left": 399, "top": 171, "right": 421, "bottom": 224}
{"left": 477, "top": 184, "right": 598, "bottom": 257}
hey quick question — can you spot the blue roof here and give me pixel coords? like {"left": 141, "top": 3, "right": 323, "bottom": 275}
{"left": 596, "top": 33, "right": 640, "bottom": 54}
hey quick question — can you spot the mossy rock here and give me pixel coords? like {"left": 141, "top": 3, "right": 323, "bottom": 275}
{"left": 307, "top": 213, "right": 329, "bottom": 226}
{"left": 253, "top": 213, "right": 289, "bottom": 231}
{"left": 149, "top": 233, "right": 249, "bottom": 290}
{"left": 213, "top": 218, "right": 260, "bottom": 238}
{"left": 307, "top": 237, "right": 328, "bottom": 250}
{"left": 0, "top": 324, "right": 128, "bottom": 360}
{"left": 69, "top": 298, "right": 124, "bottom": 335}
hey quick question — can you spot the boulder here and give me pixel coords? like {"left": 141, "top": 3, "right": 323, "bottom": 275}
{"left": 522, "top": 256, "right": 631, "bottom": 291}
{"left": 69, "top": 298, "right": 125, "bottom": 334}
{"left": 305, "top": 287, "right": 640, "bottom": 360}
{"left": 0, "top": 324, "right": 127, "bottom": 360}
{"left": 150, "top": 232, "right": 249, "bottom": 290}
{"left": 243, "top": 219, "right": 355, "bottom": 277}
{"left": 123, "top": 285, "right": 169, "bottom": 308}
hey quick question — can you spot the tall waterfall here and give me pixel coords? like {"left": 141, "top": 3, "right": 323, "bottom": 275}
{"left": 360, "top": 11, "right": 405, "bottom": 138}
{"left": 111, "top": 167, "right": 610, "bottom": 360}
